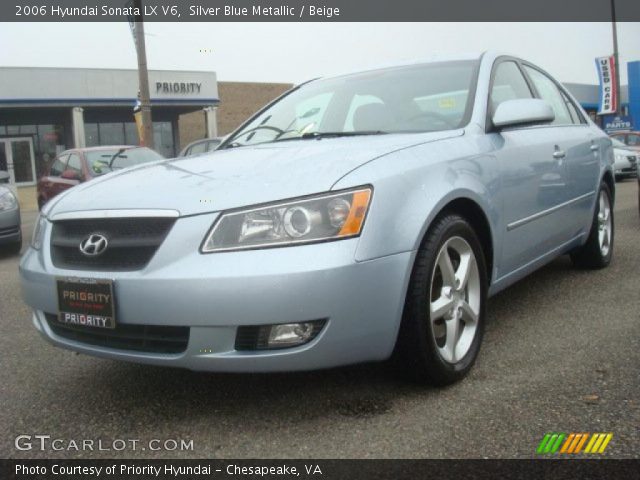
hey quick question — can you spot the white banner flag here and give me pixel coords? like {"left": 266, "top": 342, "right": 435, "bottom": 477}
{"left": 595, "top": 56, "right": 618, "bottom": 115}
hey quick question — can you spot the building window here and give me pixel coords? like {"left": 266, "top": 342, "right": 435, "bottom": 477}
{"left": 83, "top": 121, "right": 173, "bottom": 158}
{"left": 85, "top": 123, "right": 99, "bottom": 147}
{"left": 99, "top": 123, "right": 126, "bottom": 145}
{"left": 0, "top": 123, "right": 66, "bottom": 179}
{"left": 124, "top": 123, "right": 139, "bottom": 145}
{"left": 153, "top": 122, "right": 174, "bottom": 158}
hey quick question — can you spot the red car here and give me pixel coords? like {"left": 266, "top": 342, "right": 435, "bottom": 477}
{"left": 37, "top": 146, "right": 164, "bottom": 209}
{"left": 609, "top": 131, "right": 640, "bottom": 152}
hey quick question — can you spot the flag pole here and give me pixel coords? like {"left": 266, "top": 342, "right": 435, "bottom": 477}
{"left": 611, "top": 0, "right": 622, "bottom": 116}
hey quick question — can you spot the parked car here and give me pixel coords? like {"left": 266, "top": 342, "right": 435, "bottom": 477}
{"left": 0, "top": 172, "right": 21, "bottom": 254}
{"left": 610, "top": 131, "right": 640, "bottom": 152}
{"left": 37, "top": 146, "right": 164, "bottom": 209}
{"left": 179, "top": 138, "right": 222, "bottom": 157}
{"left": 611, "top": 137, "right": 638, "bottom": 180}
{"left": 20, "top": 52, "right": 615, "bottom": 385}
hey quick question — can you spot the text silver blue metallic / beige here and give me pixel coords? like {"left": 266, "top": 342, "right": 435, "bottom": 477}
{"left": 20, "top": 52, "right": 615, "bottom": 385}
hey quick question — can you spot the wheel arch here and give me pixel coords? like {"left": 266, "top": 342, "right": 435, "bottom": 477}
{"left": 602, "top": 169, "right": 615, "bottom": 206}
{"left": 424, "top": 196, "right": 495, "bottom": 285}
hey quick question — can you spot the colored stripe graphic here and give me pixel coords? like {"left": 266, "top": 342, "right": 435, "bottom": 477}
{"left": 573, "top": 433, "right": 589, "bottom": 454}
{"left": 550, "top": 434, "right": 565, "bottom": 453}
{"left": 560, "top": 434, "right": 575, "bottom": 453}
{"left": 537, "top": 433, "right": 612, "bottom": 454}
{"left": 584, "top": 433, "right": 599, "bottom": 453}
{"left": 537, "top": 434, "right": 552, "bottom": 454}
{"left": 598, "top": 433, "right": 613, "bottom": 453}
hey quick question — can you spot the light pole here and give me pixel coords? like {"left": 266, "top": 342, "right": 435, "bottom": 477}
{"left": 133, "top": 0, "right": 155, "bottom": 149}
{"left": 611, "top": 0, "right": 622, "bottom": 116}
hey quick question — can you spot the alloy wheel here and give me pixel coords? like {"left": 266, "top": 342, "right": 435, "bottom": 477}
{"left": 429, "top": 236, "right": 481, "bottom": 364}
{"left": 597, "top": 190, "right": 612, "bottom": 257}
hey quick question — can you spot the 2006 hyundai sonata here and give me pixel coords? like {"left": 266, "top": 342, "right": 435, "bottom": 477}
{"left": 20, "top": 52, "right": 615, "bottom": 385}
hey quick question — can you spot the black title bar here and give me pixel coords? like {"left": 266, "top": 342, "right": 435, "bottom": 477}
{"left": 3, "top": 459, "right": 640, "bottom": 480}
{"left": 4, "top": 0, "right": 640, "bottom": 22}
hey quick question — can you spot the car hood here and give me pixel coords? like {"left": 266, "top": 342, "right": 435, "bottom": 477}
{"left": 47, "top": 131, "right": 462, "bottom": 217}
{"left": 615, "top": 147, "right": 638, "bottom": 155}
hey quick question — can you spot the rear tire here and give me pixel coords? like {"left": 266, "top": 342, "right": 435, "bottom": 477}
{"left": 570, "top": 182, "right": 613, "bottom": 269}
{"left": 393, "top": 214, "right": 488, "bottom": 386}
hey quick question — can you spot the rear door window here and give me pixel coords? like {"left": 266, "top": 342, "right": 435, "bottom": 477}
{"left": 50, "top": 154, "right": 69, "bottom": 176}
{"left": 560, "top": 90, "right": 586, "bottom": 125}
{"left": 627, "top": 134, "right": 640, "bottom": 146}
{"left": 66, "top": 153, "right": 82, "bottom": 175}
{"left": 188, "top": 142, "right": 207, "bottom": 156}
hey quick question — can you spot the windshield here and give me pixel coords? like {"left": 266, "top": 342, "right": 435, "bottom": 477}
{"left": 611, "top": 137, "right": 627, "bottom": 148}
{"left": 87, "top": 147, "right": 164, "bottom": 176}
{"left": 223, "top": 60, "right": 478, "bottom": 148}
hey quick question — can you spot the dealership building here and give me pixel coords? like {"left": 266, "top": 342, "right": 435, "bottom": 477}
{"left": 0, "top": 66, "right": 220, "bottom": 187}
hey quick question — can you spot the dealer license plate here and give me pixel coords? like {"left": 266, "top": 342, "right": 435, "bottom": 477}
{"left": 56, "top": 277, "right": 116, "bottom": 329}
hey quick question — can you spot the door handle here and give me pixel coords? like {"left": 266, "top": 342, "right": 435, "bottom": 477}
{"left": 553, "top": 150, "right": 566, "bottom": 159}
{"left": 590, "top": 144, "right": 599, "bottom": 152}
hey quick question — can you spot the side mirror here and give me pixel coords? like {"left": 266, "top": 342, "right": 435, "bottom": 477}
{"left": 60, "top": 169, "right": 80, "bottom": 181}
{"left": 492, "top": 98, "right": 555, "bottom": 129}
{"left": 0, "top": 171, "right": 9, "bottom": 183}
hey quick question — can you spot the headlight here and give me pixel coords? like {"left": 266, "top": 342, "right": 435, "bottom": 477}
{"left": 31, "top": 214, "right": 47, "bottom": 250}
{"left": 0, "top": 189, "right": 17, "bottom": 211}
{"left": 202, "top": 186, "right": 372, "bottom": 252}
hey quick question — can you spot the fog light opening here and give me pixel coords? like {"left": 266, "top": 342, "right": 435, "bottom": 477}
{"left": 268, "top": 322, "right": 315, "bottom": 346}
{"left": 235, "top": 320, "right": 326, "bottom": 351}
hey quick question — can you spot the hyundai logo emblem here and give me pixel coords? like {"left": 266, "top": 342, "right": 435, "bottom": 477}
{"left": 79, "top": 234, "right": 109, "bottom": 256}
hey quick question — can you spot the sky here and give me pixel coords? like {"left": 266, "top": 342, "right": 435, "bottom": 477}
{"left": 1, "top": 22, "right": 639, "bottom": 85}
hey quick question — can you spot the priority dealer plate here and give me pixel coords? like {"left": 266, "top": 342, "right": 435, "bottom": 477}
{"left": 56, "top": 277, "right": 116, "bottom": 329}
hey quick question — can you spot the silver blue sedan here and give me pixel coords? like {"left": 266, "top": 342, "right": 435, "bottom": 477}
{"left": 19, "top": 52, "right": 614, "bottom": 385}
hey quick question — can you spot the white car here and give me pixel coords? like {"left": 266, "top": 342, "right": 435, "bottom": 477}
{"left": 612, "top": 137, "right": 638, "bottom": 180}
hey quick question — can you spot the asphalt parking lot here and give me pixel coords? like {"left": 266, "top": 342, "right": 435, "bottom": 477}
{"left": 1, "top": 181, "right": 638, "bottom": 459}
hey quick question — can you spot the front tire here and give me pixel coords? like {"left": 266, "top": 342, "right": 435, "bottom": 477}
{"left": 570, "top": 182, "right": 613, "bottom": 269}
{"left": 394, "top": 214, "right": 488, "bottom": 386}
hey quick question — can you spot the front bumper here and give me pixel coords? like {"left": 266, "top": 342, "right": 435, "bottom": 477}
{"left": 614, "top": 159, "right": 638, "bottom": 177}
{"left": 0, "top": 207, "right": 21, "bottom": 245}
{"left": 20, "top": 213, "right": 413, "bottom": 372}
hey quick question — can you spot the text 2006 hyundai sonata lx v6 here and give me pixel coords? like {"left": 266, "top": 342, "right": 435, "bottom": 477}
{"left": 20, "top": 52, "right": 615, "bottom": 385}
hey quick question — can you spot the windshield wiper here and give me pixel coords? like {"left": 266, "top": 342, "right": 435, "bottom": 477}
{"left": 108, "top": 148, "right": 127, "bottom": 168}
{"left": 272, "top": 130, "right": 388, "bottom": 143}
{"left": 224, "top": 130, "right": 388, "bottom": 149}
{"left": 301, "top": 131, "right": 387, "bottom": 139}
